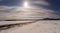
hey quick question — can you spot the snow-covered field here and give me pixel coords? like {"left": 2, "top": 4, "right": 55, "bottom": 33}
{"left": 0, "top": 20, "right": 60, "bottom": 33}
{"left": 0, "top": 21, "right": 33, "bottom": 26}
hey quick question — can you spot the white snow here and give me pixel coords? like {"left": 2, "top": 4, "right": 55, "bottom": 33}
{"left": 0, "top": 20, "right": 60, "bottom": 33}
{"left": 0, "top": 21, "right": 33, "bottom": 26}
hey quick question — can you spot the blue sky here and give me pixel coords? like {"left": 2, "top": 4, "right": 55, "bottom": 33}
{"left": 0, "top": 0, "right": 60, "bottom": 11}
{"left": 0, "top": 0, "right": 60, "bottom": 19}
{"left": 46, "top": 0, "right": 60, "bottom": 14}
{"left": 0, "top": 0, "right": 22, "bottom": 6}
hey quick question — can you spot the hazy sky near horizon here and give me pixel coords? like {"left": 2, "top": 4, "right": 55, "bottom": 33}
{"left": 0, "top": 0, "right": 60, "bottom": 19}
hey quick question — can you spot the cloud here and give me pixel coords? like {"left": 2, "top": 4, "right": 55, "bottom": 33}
{"left": 0, "top": 6, "right": 16, "bottom": 12}
{"left": 31, "top": 0, "right": 50, "bottom": 6}
{"left": 3, "top": 6, "right": 58, "bottom": 19}
{"left": 0, "top": 0, "right": 59, "bottom": 20}
{"left": 0, "top": 6, "right": 17, "bottom": 20}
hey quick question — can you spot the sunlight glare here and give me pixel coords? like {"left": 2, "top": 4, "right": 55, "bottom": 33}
{"left": 23, "top": 1, "right": 29, "bottom": 8}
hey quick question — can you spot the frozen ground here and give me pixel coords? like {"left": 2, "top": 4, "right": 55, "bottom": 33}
{"left": 0, "top": 20, "right": 60, "bottom": 33}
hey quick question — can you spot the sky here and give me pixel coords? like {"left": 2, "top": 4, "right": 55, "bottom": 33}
{"left": 0, "top": 0, "right": 60, "bottom": 20}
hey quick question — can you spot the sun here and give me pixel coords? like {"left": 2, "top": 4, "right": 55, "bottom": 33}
{"left": 23, "top": 1, "right": 29, "bottom": 8}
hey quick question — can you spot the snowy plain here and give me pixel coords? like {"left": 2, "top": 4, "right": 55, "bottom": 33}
{"left": 0, "top": 20, "right": 60, "bottom": 33}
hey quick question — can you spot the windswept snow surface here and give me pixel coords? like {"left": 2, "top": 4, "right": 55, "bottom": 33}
{"left": 0, "top": 20, "right": 60, "bottom": 33}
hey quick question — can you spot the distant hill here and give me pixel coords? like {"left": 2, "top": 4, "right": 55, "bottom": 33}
{"left": 0, "top": 18, "right": 60, "bottom": 21}
{"left": 42, "top": 18, "right": 60, "bottom": 20}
